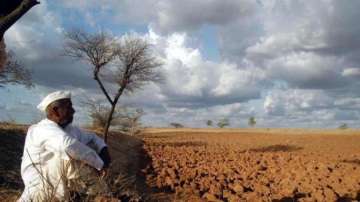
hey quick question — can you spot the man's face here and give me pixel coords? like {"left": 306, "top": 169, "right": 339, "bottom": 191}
{"left": 57, "top": 99, "right": 75, "bottom": 127}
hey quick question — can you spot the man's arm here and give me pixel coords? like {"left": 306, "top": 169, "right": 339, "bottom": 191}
{"left": 43, "top": 130, "right": 104, "bottom": 170}
{"left": 75, "top": 128, "right": 112, "bottom": 167}
{"left": 73, "top": 127, "right": 107, "bottom": 153}
{"left": 64, "top": 137, "right": 104, "bottom": 170}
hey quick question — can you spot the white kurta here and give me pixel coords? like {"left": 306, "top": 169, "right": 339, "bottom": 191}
{"left": 19, "top": 119, "right": 107, "bottom": 201}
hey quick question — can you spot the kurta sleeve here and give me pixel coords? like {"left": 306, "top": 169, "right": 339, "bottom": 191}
{"left": 74, "top": 128, "right": 107, "bottom": 153}
{"left": 43, "top": 128, "right": 104, "bottom": 170}
{"left": 63, "top": 137, "right": 104, "bottom": 170}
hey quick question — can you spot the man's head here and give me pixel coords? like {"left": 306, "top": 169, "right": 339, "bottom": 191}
{"left": 46, "top": 98, "right": 75, "bottom": 128}
{"left": 37, "top": 91, "right": 75, "bottom": 128}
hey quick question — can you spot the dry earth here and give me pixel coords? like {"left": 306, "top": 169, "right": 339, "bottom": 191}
{"left": 140, "top": 128, "right": 360, "bottom": 202}
{"left": 2, "top": 124, "right": 360, "bottom": 202}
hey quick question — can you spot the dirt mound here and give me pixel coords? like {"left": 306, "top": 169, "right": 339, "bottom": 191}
{"left": 0, "top": 123, "right": 27, "bottom": 201}
{"left": 0, "top": 123, "right": 151, "bottom": 201}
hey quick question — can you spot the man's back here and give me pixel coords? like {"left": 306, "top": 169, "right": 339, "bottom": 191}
{"left": 21, "top": 119, "right": 69, "bottom": 178}
{"left": 19, "top": 118, "right": 106, "bottom": 201}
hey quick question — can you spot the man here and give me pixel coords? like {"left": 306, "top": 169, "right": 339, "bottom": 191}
{"left": 19, "top": 91, "right": 111, "bottom": 201}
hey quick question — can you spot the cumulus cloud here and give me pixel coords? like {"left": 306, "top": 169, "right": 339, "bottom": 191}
{"left": 147, "top": 30, "right": 265, "bottom": 108}
{"left": 266, "top": 53, "right": 347, "bottom": 89}
{"left": 264, "top": 89, "right": 334, "bottom": 116}
{"left": 105, "top": 0, "right": 257, "bottom": 34}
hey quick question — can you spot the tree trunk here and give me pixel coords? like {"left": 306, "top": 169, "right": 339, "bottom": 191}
{"left": 103, "top": 86, "right": 126, "bottom": 142}
{"left": 94, "top": 71, "right": 114, "bottom": 105}
{"left": 0, "top": 0, "right": 40, "bottom": 39}
{"left": 0, "top": 38, "right": 6, "bottom": 71}
{"left": 103, "top": 103, "right": 116, "bottom": 143}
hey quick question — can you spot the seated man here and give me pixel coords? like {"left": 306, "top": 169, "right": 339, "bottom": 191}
{"left": 19, "top": 91, "right": 111, "bottom": 201}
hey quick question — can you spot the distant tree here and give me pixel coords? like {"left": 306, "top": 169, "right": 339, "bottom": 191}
{"left": 0, "top": 51, "right": 32, "bottom": 87}
{"left": 206, "top": 120, "right": 213, "bottom": 127}
{"left": 170, "top": 122, "right": 184, "bottom": 128}
{"left": 248, "top": 116, "right": 256, "bottom": 127}
{"left": 338, "top": 123, "right": 348, "bottom": 130}
{"left": 64, "top": 29, "right": 162, "bottom": 142}
{"left": 0, "top": 0, "right": 39, "bottom": 70}
{"left": 217, "top": 118, "right": 229, "bottom": 128}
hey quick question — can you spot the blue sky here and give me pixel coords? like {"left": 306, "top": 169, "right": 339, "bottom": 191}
{"left": 1, "top": 0, "right": 360, "bottom": 128}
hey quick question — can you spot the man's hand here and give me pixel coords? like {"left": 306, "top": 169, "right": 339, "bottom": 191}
{"left": 99, "top": 147, "right": 111, "bottom": 169}
{"left": 98, "top": 168, "right": 109, "bottom": 179}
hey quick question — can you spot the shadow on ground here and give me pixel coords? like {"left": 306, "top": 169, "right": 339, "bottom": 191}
{"left": 148, "top": 141, "right": 207, "bottom": 148}
{"left": 247, "top": 144, "right": 303, "bottom": 153}
{"left": 273, "top": 192, "right": 360, "bottom": 202}
{"left": 342, "top": 159, "right": 360, "bottom": 166}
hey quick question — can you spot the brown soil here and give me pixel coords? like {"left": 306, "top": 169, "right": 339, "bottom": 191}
{"left": 140, "top": 128, "right": 360, "bottom": 202}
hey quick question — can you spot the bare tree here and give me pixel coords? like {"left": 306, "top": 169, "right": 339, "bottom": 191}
{"left": 0, "top": 51, "right": 32, "bottom": 87}
{"left": 64, "top": 30, "right": 162, "bottom": 142}
{"left": 0, "top": 0, "right": 40, "bottom": 71}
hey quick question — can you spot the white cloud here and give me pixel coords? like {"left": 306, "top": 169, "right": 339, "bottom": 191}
{"left": 264, "top": 89, "right": 334, "bottom": 116}
{"left": 147, "top": 30, "right": 264, "bottom": 105}
{"left": 266, "top": 52, "right": 344, "bottom": 89}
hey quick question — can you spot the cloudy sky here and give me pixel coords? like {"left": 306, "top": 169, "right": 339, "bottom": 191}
{"left": 1, "top": 0, "right": 360, "bottom": 128}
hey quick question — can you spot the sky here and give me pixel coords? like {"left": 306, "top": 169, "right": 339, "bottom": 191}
{"left": 1, "top": 0, "right": 360, "bottom": 128}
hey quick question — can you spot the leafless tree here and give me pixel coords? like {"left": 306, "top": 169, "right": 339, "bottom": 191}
{"left": 64, "top": 30, "right": 162, "bottom": 142}
{"left": 0, "top": 0, "right": 39, "bottom": 71}
{"left": 0, "top": 51, "right": 32, "bottom": 87}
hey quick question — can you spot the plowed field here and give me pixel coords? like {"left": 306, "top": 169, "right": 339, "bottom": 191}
{"left": 141, "top": 128, "right": 360, "bottom": 201}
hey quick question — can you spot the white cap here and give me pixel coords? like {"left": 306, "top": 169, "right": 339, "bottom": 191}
{"left": 37, "top": 91, "right": 71, "bottom": 111}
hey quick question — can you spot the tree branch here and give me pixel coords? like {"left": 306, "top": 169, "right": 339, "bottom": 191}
{"left": 0, "top": 0, "right": 40, "bottom": 39}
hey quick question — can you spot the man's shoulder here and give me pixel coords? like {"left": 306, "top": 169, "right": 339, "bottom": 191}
{"left": 29, "top": 119, "right": 65, "bottom": 134}
{"left": 64, "top": 124, "right": 81, "bottom": 133}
